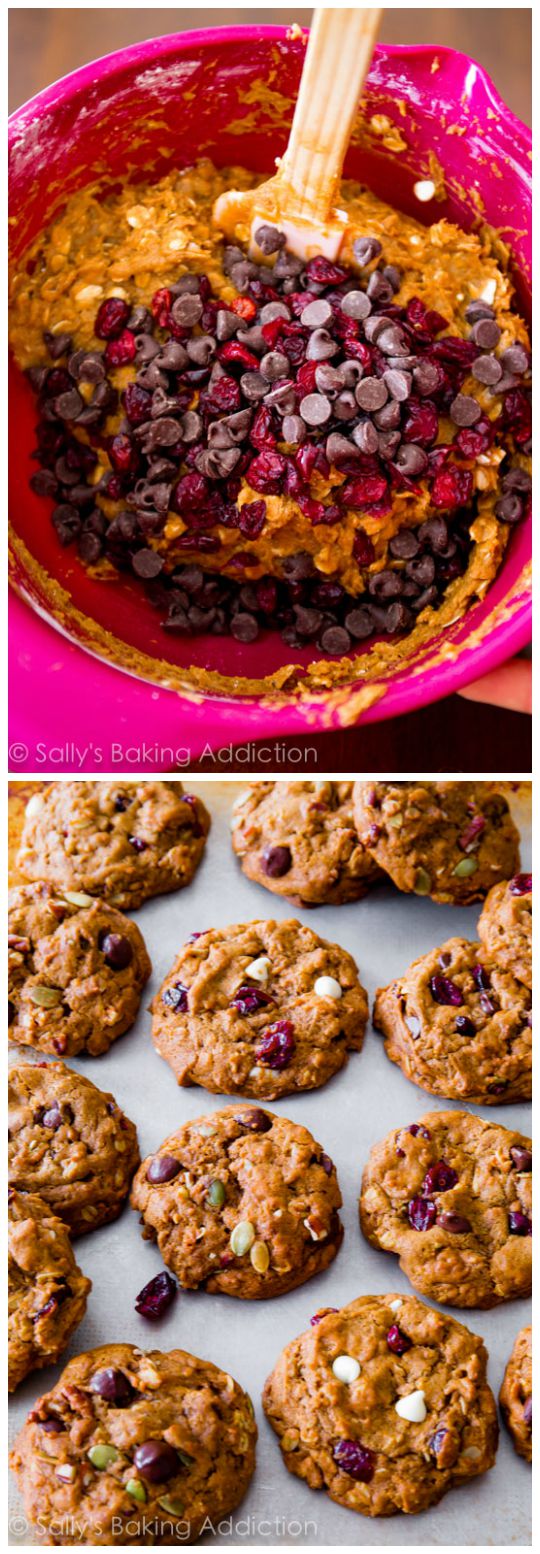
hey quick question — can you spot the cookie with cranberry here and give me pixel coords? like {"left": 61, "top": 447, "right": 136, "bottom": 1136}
{"left": 8, "top": 1188, "right": 91, "bottom": 1391}
{"left": 9, "top": 882, "right": 151, "bottom": 1058}
{"left": 353, "top": 781, "right": 520, "bottom": 903}
{"left": 263, "top": 1293, "right": 498, "bottom": 1517}
{"left": 17, "top": 781, "right": 210, "bottom": 910}
{"left": 360, "top": 1111, "right": 532, "bottom": 1308}
{"left": 231, "top": 781, "right": 381, "bottom": 906}
{"left": 373, "top": 936, "right": 531, "bottom": 1104}
{"left": 131, "top": 1105, "right": 342, "bottom": 1299}
{"left": 499, "top": 1326, "right": 532, "bottom": 1462}
{"left": 10, "top": 1341, "right": 256, "bottom": 1545}
{"left": 478, "top": 873, "right": 532, "bottom": 988}
{"left": 8, "top": 1062, "right": 140, "bottom": 1236}
{"left": 152, "top": 918, "right": 368, "bottom": 1100}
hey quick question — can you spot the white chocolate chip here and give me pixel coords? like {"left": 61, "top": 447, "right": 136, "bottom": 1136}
{"left": 413, "top": 179, "right": 436, "bottom": 202}
{"left": 25, "top": 794, "right": 43, "bottom": 818}
{"left": 389, "top": 1298, "right": 403, "bottom": 1313}
{"left": 480, "top": 278, "right": 497, "bottom": 304}
{"left": 332, "top": 1354, "right": 361, "bottom": 1384}
{"left": 395, "top": 1389, "right": 427, "bottom": 1423}
{"left": 245, "top": 956, "right": 271, "bottom": 984}
{"left": 314, "top": 975, "right": 342, "bottom": 1000}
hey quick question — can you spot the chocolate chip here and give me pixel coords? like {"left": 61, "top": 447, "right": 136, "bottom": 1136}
{"left": 384, "top": 368, "right": 411, "bottom": 401}
{"left": 340, "top": 290, "right": 371, "bottom": 320}
{"left": 230, "top": 612, "right": 259, "bottom": 642}
{"left": 216, "top": 309, "right": 240, "bottom": 342}
{"left": 147, "top": 1154, "right": 181, "bottom": 1184}
{"left": 395, "top": 444, "right": 427, "bottom": 475}
{"left": 132, "top": 548, "right": 164, "bottom": 579}
{"left": 282, "top": 414, "right": 306, "bottom": 444}
{"left": 127, "top": 306, "right": 153, "bottom": 332}
{"left": 273, "top": 251, "right": 304, "bottom": 279}
{"left": 326, "top": 432, "right": 360, "bottom": 464}
{"left": 299, "top": 393, "right": 331, "bottom": 426}
{"left": 171, "top": 294, "right": 203, "bottom": 327}
{"left": 100, "top": 932, "right": 134, "bottom": 970}
{"left": 320, "top": 625, "right": 351, "bottom": 654}
{"left": 353, "top": 236, "right": 382, "bottom": 266}
{"left": 344, "top": 606, "right": 374, "bottom": 638}
{"left": 301, "top": 299, "right": 333, "bottom": 327}
{"left": 339, "top": 359, "right": 364, "bottom": 388}
{"left": 413, "top": 360, "right": 441, "bottom": 395}
{"left": 90, "top": 1367, "right": 134, "bottom": 1406}
{"left": 375, "top": 399, "right": 401, "bottom": 429}
{"left": 240, "top": 371, "right": 267, "bottom": 400}
{"left": 355, "top": 377, "right": 388, "bottom": 411}
{"left": 333, "top": 390, "right": 358, "bottom": 420}
{"left": 41, "top": 1102, "right": 63, "bottom": 1129}
{"left": 179, "top": 410, "right": 202, "bottom": 443}
{"left": 495, "top": 493, "right": 523, "bottom": 523}
{"left": 465, "top": 300, "right": 495, "bottom": 324}
{"left": 385, "top": 600, "right": 413, "bottom": 633}
{"left": 470, "top": 318, "right": 501, "bottom": 349}
{"left": 366, "top": 272, "right": 394, "bottom": 305}
{"left": 314, "top": 363, "right": 343, "bottom": 397}
{"left": 133, "top": 1441, "right": 180, "bottom": 1483}
{"left": 262, "top": 845, "right": 292, "bottom": 877}
{"left": 389, "top": 528, "right": 420, "bottom": 559}
{"left": 471, "top": 354, "right": 502, "bottom": 386}
{"left": 306, "top": 328, "right": 339, "bottom": 362}
{"left": 294, "top": 605, "right": 324, "bottom": 637}
{"left": 418, "top": 515, "right": 448, "bottom": 551}
{"left": 383, "top": 265, "right": 401, "bottom": 293}
{"left": 500, "top": 344, "right": 528, "bottom": 375}
{"left": 135, "top": 335, "right": 161, "bottom": 364}
{"left": 363, "top": 314, "right": 392, "bottom": 344}
{"left": 501, "top": 466, "right": 531, "bottom": 494}
{"left": 368, "top": 568, "right": 402, "bottom": 600}
{"left": 68, "top": 350, "right": 105, "bottom": 384}
{"left": 187, "top": 336, "right": 215, "bottom": 366}
{"left": 352, "top": 419, "right": 379, "bottom": 454}
{"left": 260, "top": 351, "right": 289, "bottom": 382}
{"left": 378, "top": 430, "right": 401, "bottom": 460}
{"left": 254, "top": 224, "right": 287, "bottom": 254}
{"left": 54, "top": 389, "right": 84, "bottom": 421}
{"left": 377, "top": 326, "right": 407, "bottom": 356}
{"left": 259, "top": 301, "right": 291, "bottom": 324}
{"left": 450, "top": 393, "right": 482, "bottom": 427}
{"left": 44, "top": 330, "right": 72, "bottom": 359}
{"left": 230, "top": 260, "right": 259, "bottom": 292}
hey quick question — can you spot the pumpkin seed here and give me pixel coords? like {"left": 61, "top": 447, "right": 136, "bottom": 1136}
{"left": 125, "top": 1478, "right": 146, "bottom": 1503}
{"left": 88, "top": 1444, "right": 120, "bottom": 1470}
{"left": 207, "top": 1179, "right": 226, "bottom": 1209}
{"left": 158, "top": 1496, "right": 185, "bottom": 1515}
{"left": 29, "top": 986, "right": 63, "bottom": 1008}
{"left": 453, "top": 857, "right": 478, "bottom": 877}
{"left": 413, "top": 867, "right": 432, "bottom": 895}
{"left": 230, "top": 1220, "right": 255, "bottom": 1257}
{"left": 250, "top": 1239, "right": 270, "bottom": 1274}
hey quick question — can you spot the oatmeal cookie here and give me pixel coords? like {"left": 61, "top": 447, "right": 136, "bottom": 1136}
{"left": 10, "top": 1341, "right": 257, "bottom": 1545}
{"left": 152, "top": 918, "right": 368, "bottom": 1100}
{"left": 373, "top": 936, "right": 531, "bottom": 1104}
{"left": 499, "top": 1327, "right": 532, "bottom": 1462}
{"left": 131, "top": 1105, "right": 342, "bottom": 1298}
{"left": 231, "top": 781, "right": 381, "bottom": 906}
{"left": 8, "top": 1062, "right": 140, "bottom": 1236}
{"left": 478, "top": 873, "right": 532, "bottom": 988}
{"left": 353, "top": 782, "right": 520, "bottom": 903}
{"left": 17, "top": 782, "right": 210, "bottom": 910}
{"left": 8, "top": 1188, "right": 91, "bottom": 1391}
{"left": 8, "top": 882, "right": 151, "bottom": 1058}
{"left": 360, "top": 1111, "right": 532, "bottom": 1308}
{"left": 263, "top": 1293, "right": 498, "bottom": 1517}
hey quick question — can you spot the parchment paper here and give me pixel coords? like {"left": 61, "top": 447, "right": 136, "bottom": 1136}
{"left": 8, "top": 781, "right": 532, "bottom": 1546}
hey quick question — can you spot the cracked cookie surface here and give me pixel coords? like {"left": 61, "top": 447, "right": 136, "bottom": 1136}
{"left": 263, "top": 1293, "right": 498, "bottom": 1517}
{"left": 360, "top": 1111, "right": 532, "bottom": 1308}
{"left": 353, "top": 781, "right": 520, "bottom": 904}
{"left": 9, "top": 882, "right": 151, "bottom": 1058}
{"left": 131, "top": 1104, "right": 342, "bottom": 1298}
{"left": 17, "top": 781, "right": 210, "bottom": 910}
{"left": 373, "top": 935, "right": 531, "bottom": 1103}
{"left": 10, "top": 1341, "right": 256, "bottom": 1545}
{"left": 152, "top": 918, "right": 368, "bottom": 1100}
{"left": 499, "top": 1326, "right": 532, "bottom": 1462}
{"left": 478, "top": 874, "right": 532, "bottom": 988}
{"left": 8, "top": 1061, "right": 140, "bottom": 1236}
{"left": 8, "top": 1188, "right": 91, "bottom": 1391}
{"left": 231, "top": 781, "right": 381, "bottom": 906}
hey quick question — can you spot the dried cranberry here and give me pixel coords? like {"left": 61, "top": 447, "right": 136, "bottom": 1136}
{"left": 231, "top": 984, "right": 274, "bottom": 1015}
{"left": 472, "top": 964, "right": 490, "bottom": 992}
{"left": 247, "top": 452, "right": 287, "bottom": 495}
{"left": 105, "top": 330, "right": 136, "bottom": 367}
{"left": 387, "top": 1324, "right": 412, "bottom": 1355}
{"left": 408, "top": 1124, "right": 431, "bottom": 1140}
{"left": 402, "top": 401, "right": 439, "bottom": 445}
{"left": 296, "top": 361, "right": 318, "bottom": 395}
{"left": 422, "top": 1159, "right": 458, "bottom": 1194}
{"left": 95, "top": 298, "right": 130, "bottom": 339}
{"left": 238, "top": 501, "right": 267, "bottom": 538}
{"left": 342, "top": 475, "right": 388, "bottom": 508}
{"left": 151, "top": 288, "right": 172, "bottom": 326}
{"left": 458, "top": 814, "right": 485, "bottom": 852}
{"left": 429, "top": 975, "right": 463, "bottom": 1007}
{"left": 431, "top": 467, "right": 473, "bottom": 508}
{"left": 250, "top": 406, "right": 276, "bottom": 451}
{"left": 124, "top": 382, "right": 152, "bottom": 425}
{"left": 135, "top": 1270, "right": 177, "bottom": 1319}
{"left": 109, "top": 434, "right": 139, "bottom": 474}
{"left": 255, "top": 1020, "right": 295, "bottom": 1070}
{"left": 455, "top": 1014, "right": 475, "bottom": 1037}
{"left": 218, "top": 340, "right": 260, "bottom": 371}
{"left": 129, "top": 835, "right": 148, "bottom": 853}
{"left": 204, "top": 375, "right": 241, "bottom": 414}
{"left": 332, "top": 1439, "right": 375, "bottom": 1482}
{"left": 408, "top": 1196, "right": 437, "bottom": 1231}
{"left": 305, "top": 256, "right": 349, "bottom": 286}
{"left": 353, "top": 529, "right": 376, "bottom": 566}
{"left": 310, "top": 1306, "right": 339, "bottom": 1326}
{"left": 261, "top": 318, "right": 285, "bottom": 349}
{"left": 509, "top": 873, "right": 532, "bottom": 896}
{"left": 508, "top": 1210, "right": 532, "bottom": 1235}
{"left": 162, "top": 982, "right": 188, "bottom": 1012}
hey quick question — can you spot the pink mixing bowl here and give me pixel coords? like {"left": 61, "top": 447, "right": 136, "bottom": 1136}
{"left": 8, "top": 27, "right": 531, "bottom": 770}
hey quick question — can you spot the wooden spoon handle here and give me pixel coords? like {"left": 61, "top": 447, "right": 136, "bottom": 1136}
{"left": 279, "top": 7, "right": 382, "bottom": 220}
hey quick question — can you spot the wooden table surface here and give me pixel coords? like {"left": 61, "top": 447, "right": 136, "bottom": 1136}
{"left": 9, "top": 8, "right": 531, "bottom": 776}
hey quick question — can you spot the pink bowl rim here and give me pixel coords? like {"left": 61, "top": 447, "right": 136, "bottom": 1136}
{"left": 9, "top": 27, "right": 532, "bottom": 734}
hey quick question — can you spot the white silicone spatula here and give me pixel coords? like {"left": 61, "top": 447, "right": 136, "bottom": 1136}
{"left": 213, "top": 7, "right": 383, "bottom": 261}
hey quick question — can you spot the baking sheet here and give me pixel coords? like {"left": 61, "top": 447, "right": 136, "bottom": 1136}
{"left": 8, "top": 781, "right": 532, "bottom": 1547}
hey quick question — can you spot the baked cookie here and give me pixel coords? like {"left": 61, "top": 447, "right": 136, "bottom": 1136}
{"left": 360, "top": 1111, "right": 532, "bottom": 1308}
{"left": 17, "top": 781, "right": 210, "bottom": 910}
{"left": 499, "top": 1327, "right": 532, "bottom": 1462}
{"left": 478, "top": 873, "right": 532, "bottom": 989}
{"left": 263, "top": 1294, "right": 498, "bottom": 1517}
{"left": 373, "top": 936, "right": 531, "bottom": 1104}
{"left": 131, "top": 1105, "right": 342, "bottom": 1298}
{"left": 8, "top": 1188, "right": 91, "bottom": 1391}
{"left": 10, "top": 1342, "right": 256, "bottom": 1546}
{"left": 353, "top": 781, "right": 520, "bottom": 903}
{"left": 152, "top": 918, "right": 368, "bottom": 1100}
{"left": 9, "top": 882, "right": 152, "bottom": 1058}
{"left": 8, "top": 1062, "right": 140, "bottom": 1236}
{"left": 231, "top": 782, "right": 381, "bottom": 906}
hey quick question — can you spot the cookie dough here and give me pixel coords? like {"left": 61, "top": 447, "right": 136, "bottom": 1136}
{"left": 152, "top": 918, "right": 368, "bottom": 1100}
{"left": 373, "top": 935, "right": 531, "bottom": 1104}
{"left": 478, "top": 873, "right": 532, "bottom": 988}
{"left": 131, "top": 1105, "right": 342, "bottom": 1298}
{"left": 8, "top": 1188, "right": 91, "bottom": 1391}
{"left": 9, "top": 881, "right": 151, "bottom": 1058}
{"left": 17, "top": 781, "right": 210, "bottom": 910}
{"left": 263, "top": 1293, "right": 498, "bottom": 1517}
{"left": 231, "top": 782, "right": 381, "bottom": 906}
{"left": 8, "top": 1062, "right": 140, "bottom": 1236}
{"left": 499, "top": 1326, "right": 532, "bottom": 1462}
{"left": 360, "top": 1111, "right": 532, "bottom": 1308}
{"left": 353, "top": 782, "right": 520, "bottom": 904}
{"left": 10, "top": 1341, "right": 257, "bottom": 1545}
